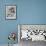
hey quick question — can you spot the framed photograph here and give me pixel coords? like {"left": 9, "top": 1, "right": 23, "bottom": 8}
{"left": 6, "top": 5, "right": 16, "bottom": 20}
{"left": 18, "top": 24, "right": 46, "bottom": 42}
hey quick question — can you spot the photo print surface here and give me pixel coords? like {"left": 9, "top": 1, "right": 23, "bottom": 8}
{"left": 6, "top": 5, "right": 16, "bottom": 19}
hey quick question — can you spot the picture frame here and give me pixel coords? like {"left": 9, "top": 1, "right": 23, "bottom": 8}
{"left": 18, "top": 24, "right": 46, "bottom": 42}
{"left": 5, "top": 5, "right": 16, "bottom": 20}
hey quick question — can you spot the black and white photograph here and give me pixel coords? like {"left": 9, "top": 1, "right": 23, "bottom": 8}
{"left": 6, "top": 5, "right": 16, "bottom": 19}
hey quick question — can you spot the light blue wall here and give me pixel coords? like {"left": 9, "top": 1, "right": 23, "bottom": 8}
{"left": 19, "top": 0, "right": 46, "bottom": 24}
{"left": 0, "top": 0, "right": 46, "bottom": 44}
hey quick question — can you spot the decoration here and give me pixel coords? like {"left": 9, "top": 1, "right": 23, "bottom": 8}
{"left": 8, "top": 32, "right": 16, "bottom": 46}
{"left": 6, "top": 5, "right": 16, "bottom": 20}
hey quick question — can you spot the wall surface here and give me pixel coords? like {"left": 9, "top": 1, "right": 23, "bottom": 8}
{"left": 0, "top": 0, "right": 46, "bottom": 44}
